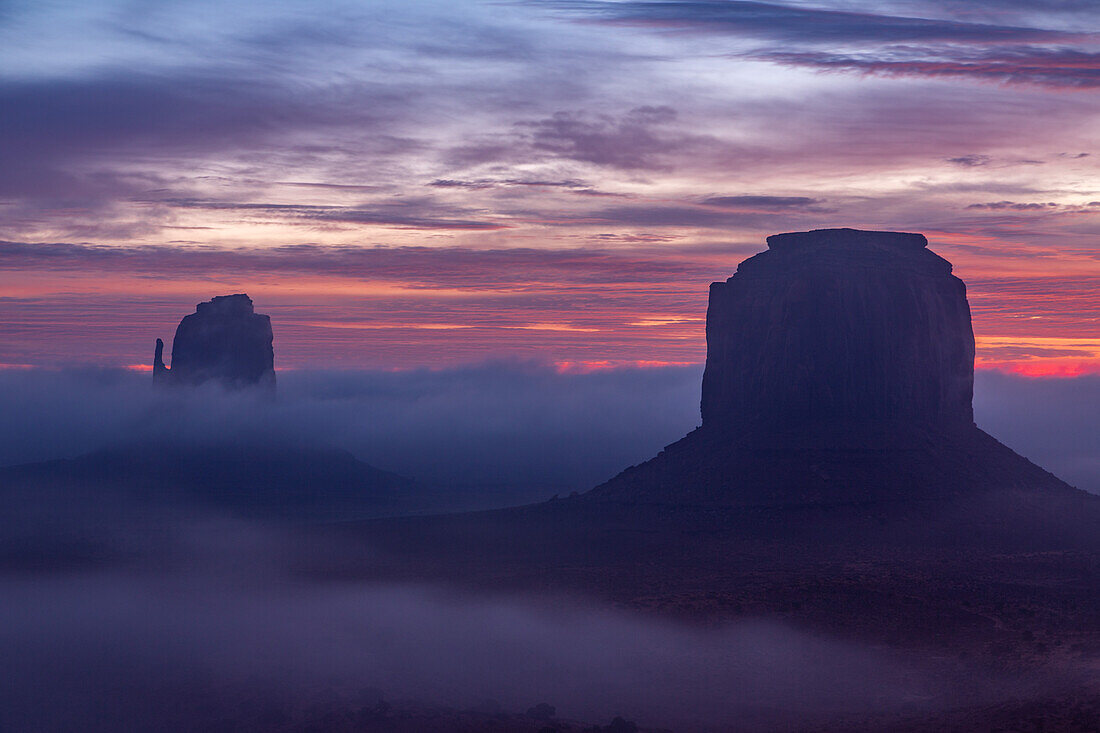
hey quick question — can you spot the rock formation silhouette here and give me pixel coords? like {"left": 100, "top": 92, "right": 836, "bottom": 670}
{"left": 154, "top": 294, "right": 275, "bottom": 393}
{"left": 0, "top": 444, "right": 419, "bottom": 523}
{"left": 588, "top": 228, "right": 1079, "bottom": 507}
{"left": 701, "top": 228, "right": 974, "bottom": 448}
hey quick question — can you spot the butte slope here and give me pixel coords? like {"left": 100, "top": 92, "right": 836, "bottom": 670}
{"left": 586, "top": 228, "right": 1092, "bottom": 539}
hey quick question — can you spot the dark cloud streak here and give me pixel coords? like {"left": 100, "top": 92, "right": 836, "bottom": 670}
{"left": 0, "top": 72, "right": 404, "bottom": 200}
{"left": 155, "top": 200, "right": 510, "bottom": 231}
{"left": 701, "top": 195, "right": 828, "bottom": 210}
{"left": 757, "top": 46, "right": 1100, "bottom": 89}
{"left": 450, "top": 106, "right": 715, "bottom": 172}
{"left": 555, "top": 0, "right": 1080, "bottom": 44}
{"left": 0, "top": 240, "right": 723, "bottom": 286}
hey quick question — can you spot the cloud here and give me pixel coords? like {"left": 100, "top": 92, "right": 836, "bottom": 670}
{"left": 0, "top": 240, "right": 721, "bottom": 286}
{"left": 155, "top": 199, "right": 510, "bottom": 231}
{"left": 756, "top": 46, "right": 1100, "bottom": 89}
{"left": 539, "top": 194, "right": 839, "bottom": 227}
{"left": 0, "top": 1, "right": 652, "bottom": 213}
{"left": 701, "top": 195, "right": 828, "bottom": 210}
{"left": 966, "top": 200, "right": 1060, "bottom": 210}
{"left": 0, "top": 71, "right": 405, "bottom": 201}
{"left": 948, "top": 154, "right": 994, "bottom": 166}
{"left": 915, "top": 0, "right": 1100, "bottom": 21}
{"left": 0, "top": 570, "right": 954, "bottom": 732}
{"left": 522, "top": 106, "right": 695, "bottom": 170}
{"left": 429, "top": 177, "right": 591, "bottom": 190}
{"left": 451, "top": 106, "right": 715, "bottom": 171}
{"left": 556, "top": 0, "right": 1078, "bottom": 44}
{"left": 966, "top": 275, "right": 1100, "bottom": 329}
{"left": 573, "top": 204, "right": 781, "bottom": 228}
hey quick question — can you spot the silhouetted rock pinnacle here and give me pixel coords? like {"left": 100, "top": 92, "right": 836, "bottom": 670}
{"left": 702, "top": 228, "right": 974, "bottom": 448}
{"left": 589, "top": 228, "right": 1078, "bottom": 506}
{"left": 153, "top": 294, "right": 275, "bottom": 392}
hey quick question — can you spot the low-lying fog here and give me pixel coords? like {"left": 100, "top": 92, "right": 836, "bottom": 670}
{"left": 1, "top": 364, "right": 1097, "bottom": 730}
{"left": 0, "top": 517, "right": 989, "bottom": 732}
{"left": 1, "top": 363, "right": 1097, "bottom": 496}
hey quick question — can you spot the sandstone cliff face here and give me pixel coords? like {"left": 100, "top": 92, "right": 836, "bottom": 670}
{"left": 154, "top": 294, "right": 275, "bottom": 392}
{"left": 701, "top": 228, "right": 974, "bottom": 447}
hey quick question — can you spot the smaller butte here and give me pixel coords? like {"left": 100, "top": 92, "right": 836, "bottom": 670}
{"left": 154, "top": 293, "right": 275, "bottom": 393}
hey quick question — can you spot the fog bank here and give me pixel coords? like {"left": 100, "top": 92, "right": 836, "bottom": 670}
{"left": 0, "top": 364, "right": 1096, "bottom": 497}
{"left": 0, "top": 519, "right": 963, "bottom": 732}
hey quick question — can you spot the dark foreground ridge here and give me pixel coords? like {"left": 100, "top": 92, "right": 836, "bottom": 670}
{"left": 0, "top": 444, "right": 419, "bottom": 528}
{"left": 154, "top": 293, "right": 275, "bottom": 392}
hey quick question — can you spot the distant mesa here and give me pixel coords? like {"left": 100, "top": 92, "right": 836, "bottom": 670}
{"left": 0, "top": 443, "right": 418, "bottom": 524}
{"left": 154, "top": 294, "right": 275, "bottom": 393}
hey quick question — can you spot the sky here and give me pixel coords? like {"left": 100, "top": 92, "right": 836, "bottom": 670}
{"left": 1, "top": 0, "right": 1098, "bottom": 375}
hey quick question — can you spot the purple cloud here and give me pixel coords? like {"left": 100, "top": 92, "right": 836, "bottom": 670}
{"left": 156, "top": 199, "right": 510, "bottom": 231}
{"left": 524, "top": 106, "right": 686, "bottom": 169}
{"left": 756, "top": 47, "right": 1100, "bottom": 89}
{"left": 701, "top": 195, "right": 827, "bottom": 210}
{"left": 0, "top": 73, "right": 401, "bottom": 184}
{"left": 966, "top": 201, "right": 1061, "bottom": 210}
{"left": 948, "top": 154, "right": 994, "bottom": 166}
{"left": 448, "top": 106, "right": 714, "bottom": 171}
{"left": 0, "top": 241, "right": 723, "bottom": 287}
{"left": 556, "top": 0, "right": 1079, "bottom": 44}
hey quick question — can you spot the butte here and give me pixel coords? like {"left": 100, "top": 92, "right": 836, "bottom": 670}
{"left": 588, "top": 227, "right": 1078, "bottom": 512}
{"left": 154, "top": 293, "right": 275, "bottom": 393}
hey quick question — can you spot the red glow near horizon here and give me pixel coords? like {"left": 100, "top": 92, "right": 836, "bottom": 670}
{"left": 81, "top": 362, "right": 1100, "bottom": 381}
{"left": 1, "top": 259, "right": 1097, "bottom": 375}
{"left": 977, "top": 362, "right": 1100, "bottom": 378}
